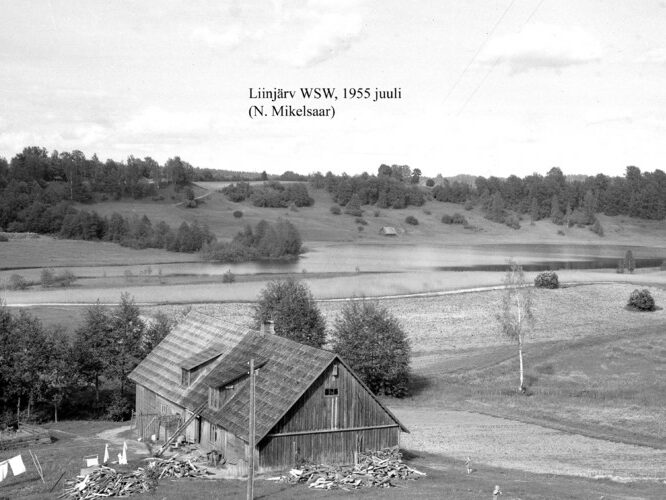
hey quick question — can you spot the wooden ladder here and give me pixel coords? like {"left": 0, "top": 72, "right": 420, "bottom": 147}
{"left": 154, "top": 402, "right": 207, "bottom": 457}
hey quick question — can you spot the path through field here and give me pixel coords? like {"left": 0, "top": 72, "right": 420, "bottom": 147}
{"left": 392, "top": 407, "right": 666, "bottom": 483}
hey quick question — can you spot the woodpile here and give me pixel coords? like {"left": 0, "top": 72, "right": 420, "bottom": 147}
{"left": 59, "top": 457, "right": 206, "bottom": 499}
{"left": 270, "top": 447, "right": 425, "bottom": 490}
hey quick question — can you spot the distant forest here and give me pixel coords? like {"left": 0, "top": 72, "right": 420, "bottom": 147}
{"left": 2, "top": 146, "right": 666, "bottom": 238}
{"left": 313, "top": 164, "right": 666, "bottom": 221}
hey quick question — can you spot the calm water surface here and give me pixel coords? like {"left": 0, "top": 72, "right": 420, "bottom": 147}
{"left": 23, "top": 243, "right": 666, "bottom": 277}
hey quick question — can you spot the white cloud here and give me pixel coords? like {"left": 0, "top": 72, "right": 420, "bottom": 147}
{"left": 267, "top": 0, "right": 364, "bottom": 67}
{"left": 190, "top": 0, "right": 365, "bottom": 67}
{"left": 639, "top": 47, "right": 666, "bottom": 64}
{"left": 482, "top": 23, "right": 602, "bottom": 73}
{"left": 122, "top": 107, "right": 215, "bottom": 139}
{"left": 191, "top": 25, "right": 246, "bottom": 50}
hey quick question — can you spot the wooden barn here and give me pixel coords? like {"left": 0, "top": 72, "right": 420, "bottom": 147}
{"left": 129, "top": 311, "right": 407, "bottom": 472}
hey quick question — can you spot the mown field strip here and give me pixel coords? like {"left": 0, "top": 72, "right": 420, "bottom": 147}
{"left": 392, "top": 407, "right": 666, "bottom": 482}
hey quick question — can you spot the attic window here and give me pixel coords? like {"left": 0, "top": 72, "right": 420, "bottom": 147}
{"left": 181, "top": 369, "right": 191, "bottom": 387}
{"left": 324, "top": 388, "right": 338, "bottom": 397}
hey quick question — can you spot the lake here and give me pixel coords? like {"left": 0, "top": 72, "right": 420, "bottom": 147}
{"left": 9, "top": 243, "right": 664, "bottom": 278}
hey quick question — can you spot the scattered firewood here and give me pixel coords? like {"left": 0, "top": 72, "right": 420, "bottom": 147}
{"left": 277, "top": 447, "right": 425, "bottom": 490}
{"left": 59, "top": 457, "right": 207, "bottom": 499}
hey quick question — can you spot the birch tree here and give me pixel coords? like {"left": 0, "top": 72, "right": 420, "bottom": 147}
{"left": 498, "top": 260, "right": 534, "bottom": 393}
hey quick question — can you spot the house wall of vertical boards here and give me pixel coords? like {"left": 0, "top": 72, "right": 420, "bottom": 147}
{"left": 129, "top": 311, "right": 407, "bottom": 475}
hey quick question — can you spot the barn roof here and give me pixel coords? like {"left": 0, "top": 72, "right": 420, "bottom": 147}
{"left": 128, "top": 311, "right": 250, "bottom": 405}
{"left": 130, "top": 311, "right": 408, "bottom": 446}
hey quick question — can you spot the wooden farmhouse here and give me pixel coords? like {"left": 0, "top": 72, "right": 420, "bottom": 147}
{"left": 129, "top": 311, "right": 407, "bottom": 472}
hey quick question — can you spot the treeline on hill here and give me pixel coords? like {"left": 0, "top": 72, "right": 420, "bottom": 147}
{"left": 221, "top": 180, "right": 314, "bottom": 207}
{"left": 0, "top": 295, "right": 174, "bottom": 425}
{"left": 0, "top": 146, "right": 198, "bottom": 202}
{"left": 438, "top": 166, "right": 666, "bottom": 222}
{"left": 310, "top": 164, "right": 425, "bottom": 209}
{"left": 202, "top": 219, "right": 302, "bottom": 262}
{"left": 0, "top": 179, "right": 213, "bottom": 252}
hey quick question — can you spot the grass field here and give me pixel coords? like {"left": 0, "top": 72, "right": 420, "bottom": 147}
{"left": 0, "top": 237, "right": 197, "bottom": 270}
{"left": 73, "top": 184, "right": 666, "bottom": 247}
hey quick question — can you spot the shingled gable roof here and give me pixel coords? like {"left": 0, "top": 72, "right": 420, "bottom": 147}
{"left": 131, "top": 311, "right": 407, "bottom": 446}
{"left": 184, "top": 333, "right": 408, "bottom": 445}
{"left": 128, "top": 311, "right": 251, "bottom": 405}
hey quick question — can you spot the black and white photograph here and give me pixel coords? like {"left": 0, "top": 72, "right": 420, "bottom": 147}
{"left": 1, "top": 1, "right": 666, "bottom": 498}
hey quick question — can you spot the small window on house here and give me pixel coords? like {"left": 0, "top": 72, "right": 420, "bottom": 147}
{"left": 324, "top": 388, "right": 338, "bottom": 397}
{"left": 181, "top": 368, "right": 191, "bottom": 387}
{"left": 160, "top": 403, "right": 169, "bottom": 415}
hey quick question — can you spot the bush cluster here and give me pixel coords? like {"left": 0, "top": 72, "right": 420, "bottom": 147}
{"left": 405, "top": 215, "right": 419, "bottom": 225}
{"left": 40, "top": 268, "right": 76, "bottom": 288}
{"left": 534, "top": 271, "right": 559, "bottom": 289}
{"left": 222, "top": 181, "right": 314, "bottom": 208}
{"left": 202, "top": 219, "right": 302, "bottom": 263}
{"left": 441, "top": 212, "right": 467, "bottom": 225}
{"left": 330, "top": 205, "right": 341, "bottom": 215}
{"left": 233, "top": 210, "right": 243, "bottom": 218}
{"left": 627, "top": 289, "right": 656, "bottom": 311}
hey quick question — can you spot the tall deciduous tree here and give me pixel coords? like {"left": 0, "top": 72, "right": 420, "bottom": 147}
{"left": 253, "top": 279, "right": 326, "bottom": 348}
{"left": 73, "top": 302, "right": 112, "bottom": 401}
{"left": 332, "top": 299, "right": 410, "bottom": 397}
{"left": 107, "top": 293, "right": 145, "bottom": 395}
{"left": 497, "top": 260, "right": 534, "bottom": 393}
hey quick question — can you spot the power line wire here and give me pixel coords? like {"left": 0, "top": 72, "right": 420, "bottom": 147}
{"left": 442, "top": 0, "right": 519, "bottom": 105}
{"left": 455, "top": 0, "right": 548, "bottom": 116}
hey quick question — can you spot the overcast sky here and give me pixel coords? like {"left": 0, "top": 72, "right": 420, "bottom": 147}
{"left": 1, "top": 0, "right": 665, "bottom": 178}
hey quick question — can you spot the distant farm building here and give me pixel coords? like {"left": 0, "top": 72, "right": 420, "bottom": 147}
{"left": 129, "top": 312, "right": 407, "bottom": 473}
{"left": 379, "top": 226, "right": 398, "bottom": 236}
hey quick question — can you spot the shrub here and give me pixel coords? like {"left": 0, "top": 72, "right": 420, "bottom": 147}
{"left": 355, "top": 217, "right": 368, "bottom": 226}
{"left": 422, "top": 209, "right": 432, "bottom": 215}
{"left": 233, "top": 210, "right": 243, "bottom": 218}
{"left": 330, "top": 205, "right": 341, "bottom": 215}
{"left": 616, "top": 260, "right": 625, "bottom": 274}
{"left": 464, "top": 199, "right": 474, "bottom": 211}
{"left": 344, "top": 193, "right": 363, "bottom": 217}
{"left": 590, "top": 219, "right": 604, "bottom": 236}
{"left": 41, "top": 268, "right": 56, "bottom": 288}
{"left": 441, "top": 213, "right": 467, "bottom": 225}
{"left": 557, "top": 229, "right": 565, "bottom": 236}
{"left": 405, "top": 215, "right": 419, "bottom": 225}
{"left": 373, "top": 210, "right": 381, "bottom": 217}
{"left": 425, "top": 179, "right": 435, "bottom": 187}
{"left": 0, "top": 234, "right": 8, "bottom": 242}
{"left": 534, "top": 271, "right": 559, "bottom": 289}
{"left": 222, "top": 270, "right": 236, "bottom": 283}
{"left": 106, "top": 392, "right": 132, "bottom": 421}
{"left": 627, "top": 289, "right": 656, "bottom": 311}
{"left": 504, "top": 215, "right": 521, "bottom": 230}
{"left": 624, "top": 250, "right": 635, "bottom": 273}
{"left": 357, "top": 225, "right": 364, "bottom": 231}
{"left": 58, "top": 270, "right": 76, "bottom": 287}
{"left": 661, "top": 260, "right": 666, "bottom": 271}
{"left": 8, "top": 274, "right": 28, "bottom": 290}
